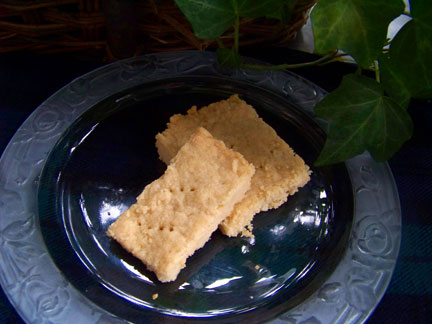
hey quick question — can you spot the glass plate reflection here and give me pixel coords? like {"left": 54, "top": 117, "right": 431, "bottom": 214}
{"left": 0, "top": 51, "right": 401, "bottom": 324}
{"left": 38, "top": 77, "right": 353, "bottom": 323}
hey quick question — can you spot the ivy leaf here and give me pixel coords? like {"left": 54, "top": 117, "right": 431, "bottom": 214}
{"left": 273, "top": 2, "right": 295, "bottom": 24}
{"left": 216, "top": 47, "right": 242, "bottom": 67}
{"left": 379, "top": 53, "right": 411, "bottom": 109}
{"left": 175, "top": 0, "right": 288, "bottom": 39}
{"left": 311, "top": 0, "right": 405, "bottom": 68}
{"left": 242, "top": 0, "right": 297, "bottom": 23}
{"left": 381, "top": 0, "right": 432, "bottom": 102}
{"left": 174, "top": 0, "right": 236, "bottom": 39}
{"left": 314, "top": 74, "right": 413, "bottom": 166}
{"left": 237, "top": 0, "right": 289, "bottom": 18}
{"left": 410, "top": 0, "right": 432, "bottom": 22}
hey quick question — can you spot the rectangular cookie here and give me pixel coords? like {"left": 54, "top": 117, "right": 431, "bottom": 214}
{"left": 107, "top": 127, "right": 255, "bottom": 282}
{"left": 156, "top": 94, "right": 311, "bottom": 237}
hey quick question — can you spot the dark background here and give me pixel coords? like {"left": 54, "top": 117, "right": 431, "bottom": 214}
{"left": 1, "top": 48, "right": 431, "bottom": 323}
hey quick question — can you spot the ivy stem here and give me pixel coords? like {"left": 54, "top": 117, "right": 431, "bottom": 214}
{"left": 216, "top": 37, "right": 225, "bottom": 48}
{"left": 319, "top": 53, "right": 355, "bottom": 65}
{"left": 241, "top": 51, "right": 337, "bottom": 71}
{"left": 374, "top": 60, "right": 381, "bottom": 83}
{"left": 355, "top": 66, "right": 362, "bottom": 75}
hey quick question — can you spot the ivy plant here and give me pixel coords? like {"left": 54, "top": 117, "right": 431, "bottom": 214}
{"left": 174, "top": 0, "right": 431, "bottom": 165}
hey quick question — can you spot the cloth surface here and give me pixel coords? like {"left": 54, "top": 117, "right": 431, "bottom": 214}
{"left": 0, "top": 49, "right": 431, "bottom": 323}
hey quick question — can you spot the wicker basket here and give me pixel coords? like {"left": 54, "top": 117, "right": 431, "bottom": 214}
{"left": 0, "top": 0, "right": 317, "bottom": 61}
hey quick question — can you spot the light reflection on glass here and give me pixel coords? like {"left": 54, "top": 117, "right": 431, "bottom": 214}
{"left": 295, "top": 260, "right": 316, "bottom": 282}
{"left": 79, "top": 194, "right": 93, "bottom": 229}
{"left": 255, "top": 275, "right": 276, "bottom": 284}
{"left": 320, "top": 189, "right": 327, "bottom": 199}
{"left": 205, "top": 276, "right": 242, "bottom": 289}
{"left": 91, "top": 233, "right": 108, "bottom": 257}
{"left": 56, "top": 170, "right": 62, "bottom": 186}
{"left": 163, "top": 304, "right": 255, "bottom": 317}
{"left": 270, "top": 224, "right": 286, "bottom": 236}
{"left": 293, "top": 211, "right": 317, "bottom": 226}
{"left": 178, "top": 282, "right": 190, "bottom": 290}
{"left": 314, "top": 215, "right": 321, "bottom": 227}
{"left": 120, "top": 259, "right": 154, "bottom": 284}
{"left": 241, "top": 245, "right": 250, "bottom": 254}
{"left": 258, "top": 267, "right": 296, "bottom": 298}
{"left": 99, "top": 200, "right": 127, "bottom": 225}
{"left": 247, "top": 236, "right": 256, "bottom": 246}
{"left": 70, "top": 123, "right": 98, "bottom": 154}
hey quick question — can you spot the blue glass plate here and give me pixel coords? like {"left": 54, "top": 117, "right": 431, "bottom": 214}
{"left": 0, "top": 52, "right": 401, "bottom": 324}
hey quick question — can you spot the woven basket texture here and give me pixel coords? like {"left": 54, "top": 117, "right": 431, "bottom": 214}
{"left": 0, "top": 0, "right": 317, "bottom": 61}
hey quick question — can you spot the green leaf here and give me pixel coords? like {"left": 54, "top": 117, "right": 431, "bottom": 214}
{"left": 238, "top": 0, "right": 297, "bottom": 23}
{"left": 175, "top": 0, "right": 289, "bottom": 39}
{"left": 410, "top": 0, "right": 432, "bottom": 21}
{"left": 174, "top": 0, "right": 236, "bottom": 39}
{"left": 216, "top": 47, "right": 242, "bottom": 67}
{"left": 311, "top": 0, "right": 405, "bottom": 67}
{"left": 263, "top": 0, "right": 296, "bottom": 23}
{"left": 314, "top": 74, "right": 413, "bottom": 166}
{"left": 379, "top": 53, "right": 411, "bottom": 108}
{"left": 237, "top": 0, "right": 289, "bottom": 18}
{"left": 381, "top": 1, "right": 432, "bottom": 101}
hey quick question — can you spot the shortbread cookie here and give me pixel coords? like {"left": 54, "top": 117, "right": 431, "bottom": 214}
{"left": 107, "top": 127, "right": 255, "bottom": 282}
{"left": 156, "top": 95, "right": 311, "bottom": 237}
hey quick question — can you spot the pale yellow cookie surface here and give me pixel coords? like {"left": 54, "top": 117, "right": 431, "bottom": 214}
{"left": 107, "top": 127, "right": 255, "bottom": 282}
{"left": 156, "top": 95, "right": 311, "bottom": 237}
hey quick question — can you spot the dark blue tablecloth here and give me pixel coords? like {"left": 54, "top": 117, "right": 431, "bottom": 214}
{"left": 0, "top": 49, "right": 431, "bottom": 323}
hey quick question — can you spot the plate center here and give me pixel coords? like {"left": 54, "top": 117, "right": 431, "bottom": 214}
{"left": 38, "top": 79, "right": 353, "bottom": 323}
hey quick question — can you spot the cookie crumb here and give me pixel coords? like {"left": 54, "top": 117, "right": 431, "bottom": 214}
{"left": 152, "top": 293, "right": 159, "bottom": 300}
{"left": 241, "top": 224, "right": 254, "bottom": 238}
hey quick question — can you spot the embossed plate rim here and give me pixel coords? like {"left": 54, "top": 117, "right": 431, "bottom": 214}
{"left": 0, "top": 51, "right": 401, "bottom": 324}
